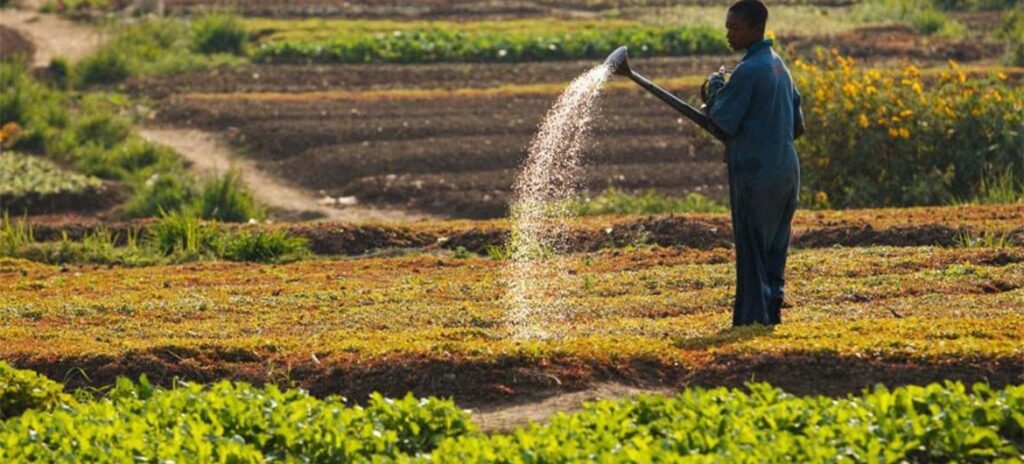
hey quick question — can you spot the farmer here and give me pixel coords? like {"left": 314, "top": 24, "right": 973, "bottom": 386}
{"left": 703, "top": 0, "right": 805, "bottom": 326}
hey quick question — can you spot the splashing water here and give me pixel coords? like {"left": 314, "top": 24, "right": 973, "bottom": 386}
{"left": 504, "top": 64, "right": 612, "bottom": 340}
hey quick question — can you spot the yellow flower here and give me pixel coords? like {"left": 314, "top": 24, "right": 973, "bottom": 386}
{"left": 888, "top": 127, "right": 900, "bottom": 138}
{"left": 898, "top": 128, "right": 910, "bottom": 139}
{"left": 997, "top": 71, "right": 1008, "bottom": 81}
{"left": 900, "top": 110, "right": 913, "bottom": 118}
{"left": 858, "top": 114, "right": 870, "bottom": 128}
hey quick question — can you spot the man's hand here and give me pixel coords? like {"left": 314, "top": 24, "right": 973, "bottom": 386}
{"left": 702, "top": 66, "right": 727, "bottom": 104}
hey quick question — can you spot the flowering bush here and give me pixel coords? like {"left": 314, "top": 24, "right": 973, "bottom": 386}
{"left": 794, "top": 51, "right": 1024, "bottom": 208}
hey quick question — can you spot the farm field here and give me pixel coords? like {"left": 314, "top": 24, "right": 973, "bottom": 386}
{"left": 3, "top": 0, "right": 1024, "bottom": 460}
{"left": 3, "top": 233, "right": 1022, "bottom": 402}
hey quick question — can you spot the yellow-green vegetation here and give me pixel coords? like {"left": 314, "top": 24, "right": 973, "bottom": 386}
{"left": 0, "top": 63, "right": 264, "bottom": 220}
{"left": 0, "top": 243, "right": 1020, "bottom": 397}
{"left": 76, "top": 15, "right": 248, "bottom": 86}
{"left": 0, "top": 361, "right": 72, "bottom": 420}
{"left": 1, "top": 363, "right": 1022, "bottom": 462}
{"left": 794, "top": 53, "right": 1024, "bottom": 208}
{"left": 566, "top": 188, "right": 727, "bottom": 216}
{"left": 0, "top": 152, "right": 102, "bottom": 198}
{"left": 249, "top": 18, "right": 727, "bottom": 63}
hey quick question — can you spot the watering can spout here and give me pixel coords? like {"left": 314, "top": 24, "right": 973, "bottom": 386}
{"left": 605, "top": 45, "right": 724, "bottom": 142}
{"left": 604, "top": 46, "right": 632, "bottom": 76}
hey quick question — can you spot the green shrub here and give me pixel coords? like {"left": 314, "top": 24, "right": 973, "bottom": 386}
{"left": 794, "top": 54, "right": 1024, "bottom": 208}
{"left": 47, "top": 57, "right": 72, "bottom": 89}
{"left": 75, "top": 48, "right": 132, "bottom": 86}
{"left": 196, "top": 169, "right": 263, "bottom": 222}
{"left": 0, "top": 361, "right": 71, "bottom": 420}
{"left": 192, "top": 13, "right": 248, "bottom": 55}
{"left": 220, "top": 228, "right": 308, "bottom": 263}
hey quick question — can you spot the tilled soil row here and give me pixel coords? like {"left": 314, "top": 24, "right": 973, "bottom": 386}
{"left": 12, "top": 349, "right": 1023, "bottom": 408}
{"left": 157, "top": 89, "right": 727, "bottom": 218}
{"left": 128, "top": 57, "right": 722, "bottom": 98}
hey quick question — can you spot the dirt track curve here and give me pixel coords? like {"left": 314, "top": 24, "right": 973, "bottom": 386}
{"left": 138, "top": 127, "right": 437, "bottom": 222}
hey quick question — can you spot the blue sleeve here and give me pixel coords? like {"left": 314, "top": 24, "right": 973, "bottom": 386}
{"left": 793, "top": 86, "right": 805, "bottom": 140}
{"left": 708, "top": 65, "right": 755, "bottom": 137}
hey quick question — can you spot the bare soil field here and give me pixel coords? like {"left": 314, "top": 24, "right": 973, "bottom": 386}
{"left": 153, "top": 87, "right": 727, "bottom": 218}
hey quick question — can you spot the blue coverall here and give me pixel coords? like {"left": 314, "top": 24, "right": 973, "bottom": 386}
{"left": 706, "top": 39, "right": 804, "bottom": 326}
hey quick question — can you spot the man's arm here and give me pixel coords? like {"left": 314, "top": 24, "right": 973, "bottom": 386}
{"left": 793, "top": 87, "right": 806, "bottom": 140}
{"left": 705, "top": 64, "right": 755, "bottom": 138}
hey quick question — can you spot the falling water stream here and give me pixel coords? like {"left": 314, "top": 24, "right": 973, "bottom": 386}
{"left": 504, "top": 64, "right": 612, "bottom": 340}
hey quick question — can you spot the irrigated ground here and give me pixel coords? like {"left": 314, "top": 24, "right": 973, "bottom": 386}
{"left": 3, "top": 207, "right": 1022, "bottom": 411}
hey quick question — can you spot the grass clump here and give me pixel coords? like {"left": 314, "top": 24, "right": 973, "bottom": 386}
{"left": 220, "top": 228, "right": 308, "bottom": 262}
{"left": 75, "top": 15, "right": 248, "bottom": 87}
{"left": 567, "top": 188, "right": 727, "bottom": 216}
{"left": 192, "top": 13, "right": 248, "bottom": 55}
{"left": 196, "top": 169, "right": 263, "bottom": 222}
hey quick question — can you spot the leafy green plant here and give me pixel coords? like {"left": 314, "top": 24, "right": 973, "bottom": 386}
{"left": 0, "top": 152, "right": 103, "bottom": 197}
{"left": 0, "top": 361, "right": 72, "bottom": 420}
{"left": 252, "top": 20, "right": 727, "bottom": 64}
{"left": 0, "top": 376, "right": 473, "bottom": 462}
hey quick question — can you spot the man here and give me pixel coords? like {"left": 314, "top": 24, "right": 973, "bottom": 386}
{"left": 703, "top": 0, "right": 805, "bottom": 326}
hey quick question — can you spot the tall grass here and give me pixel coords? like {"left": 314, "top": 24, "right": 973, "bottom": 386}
{"left": 196, "top": 169, "right": 263, "bottom": 222}
{"left": 0, "top": 211, "right": 34, "bottom": 256}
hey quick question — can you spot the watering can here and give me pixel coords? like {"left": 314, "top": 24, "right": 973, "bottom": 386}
{"left": 604, "top": 46, "right": 725, "bottom": 142}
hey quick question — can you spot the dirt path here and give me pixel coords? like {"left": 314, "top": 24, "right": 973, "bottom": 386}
{"left": 471, "top": 383, "right": 674, "bottom": 432}
{"left": 0, "top": 0, "right": 105, "bottom": 67}
{"left": 138, "top": 127, "right": 437, "bottom": 222}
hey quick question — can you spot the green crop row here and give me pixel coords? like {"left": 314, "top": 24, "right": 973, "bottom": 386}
{"left": 1, "top": 361, "right": 1022, "bottom": 462}
{"left": 251, "top": 20, "right": 728, "bottom": 64}
{"left": 0, "top": 152, "right": 102, "bottom": 197}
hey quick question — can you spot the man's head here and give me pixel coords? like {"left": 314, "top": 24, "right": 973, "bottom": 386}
{"left": 726, "top": 0, "right": 768, "bottom": 51}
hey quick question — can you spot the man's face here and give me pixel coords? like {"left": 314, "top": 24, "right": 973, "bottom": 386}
{"left": 725, "top": 11, "right": 762, "bottom": 51}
